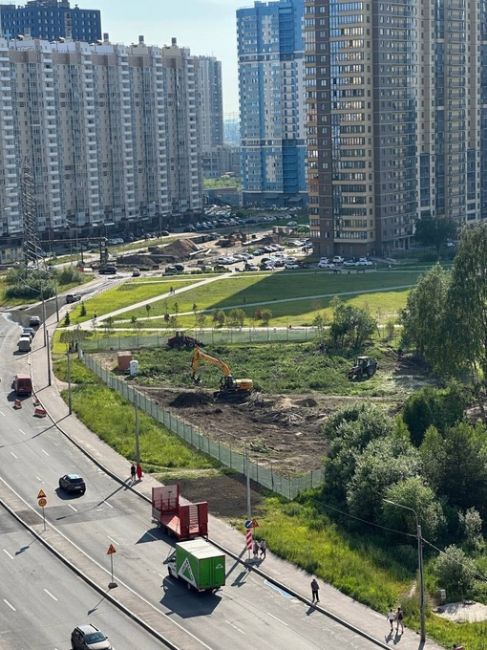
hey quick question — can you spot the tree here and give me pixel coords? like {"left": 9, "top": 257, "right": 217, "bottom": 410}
{"left": 104, "top": 316, "right": 114, "bottom": 335}
{"left": 261, "top": 309, "right": 272, "bottom": 325}
{"left": 441, "top": 223, "right": 487, "bottom": 386}
{"left": 403, "top": 384, "right": 468, "bottom": 446}
{"left": 346, "top": 436, "right": 421, "bottom": 521}
{"left": 433, "top": 545, "right": 476, "bottom": 601}
{"left": 145, "top": 304, "right": 151, "bottom": 317}
{"left": 459, "top": 508, "right": 484, "bottom": 551}
{"left": 400, "top": 264, "right": 450, "bottom": 367}
{"left": 80, "top": 302, "right": 87, "bottom": 317}
{"left": 196, "top": 313, "right": 207, "bottom": 329}
{"left": 330, "top": 299, "right": 376, "bottom": 350}
{"left": 313, "top": 313, "right": 326, "bottom": 342}
{"left": 63, "top": 312, "right": 71, "bottom": 327}
{"left": 228, "top": 308, "right": 245, "bottom": 327}
{"left": 382, "top": 477, "right": 445, "bottom": 541}
{"left": 414, "top": 216, "right": 456, "bottom": 256}
{"left": 213, "top": 310, "right": 226, "bottom": 327}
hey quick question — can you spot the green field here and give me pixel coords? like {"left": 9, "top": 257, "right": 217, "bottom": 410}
{"left": 67, "top": 278, "right": 198, "bottom": 324}
{"left": 117, "top": 269, "right": 421, "bottom": 327}
{"left": 0, "top": 272, "right": 94, "bottom": 308}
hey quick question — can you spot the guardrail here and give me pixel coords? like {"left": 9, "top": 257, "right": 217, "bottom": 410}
{"left": 81, "top": 351, "right": 325, "bottom": 500}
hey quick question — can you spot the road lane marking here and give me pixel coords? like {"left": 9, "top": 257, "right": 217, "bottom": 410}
{"left": 3, "top": 549, "right": 13, "bottom": 560}
{"left": 35, "top": 476, "right": 42, "bottom": 482}
{"left": 18, "top": 429, "right": 27, "bottom": 436}
{"left": 3, "top": 599, "right": 15, "bottom": 611}
{"left": 104, "top": 501, "right": 113, "bottom": 509}
{"left": 107, "top": 535, "right": 119, "bottom": 545}
{"left": 0, "top": 410, "right": 5, "bottom": 417}
{"left": 9, "top": 452, "right": 18, "bottom": 460}
{"left": 43, "top": 589, "right": 58, "bottom": 601}
{"left": 267, "top": 612, "right": 289, "bottom": 627}
{"left": 225, "top": 620, "right": 244, "bottom": 634}
{"left": 41, "top": 449, "right": 49, "bottom": 456}
{"left": 264, "top": 580, "right": 293, "bottom": 599}
{"left": 68, "top": 504, "right": 78, "bottom": 512}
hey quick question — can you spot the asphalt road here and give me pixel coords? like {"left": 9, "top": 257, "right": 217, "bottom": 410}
{"left": 0, "top": 314, "right": 379, "bottom": 650}
{"left": 0, "top": 510, "right": 165, "bottom": 650}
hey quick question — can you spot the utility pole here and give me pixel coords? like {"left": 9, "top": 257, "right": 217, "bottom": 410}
{"left": 66, "top": 345, "right": 72, "bottom": 415}
{"left": 246, "top": 452, "right": 251, "bottom": 520}
{"left": 134, "top": 402, "right": 140, "bottom": 465}
{"left": 46, "top": 330, "right": 51, "bottom": 387}
{"left": 383, "top": 499, "right": 425, "bottom": 642}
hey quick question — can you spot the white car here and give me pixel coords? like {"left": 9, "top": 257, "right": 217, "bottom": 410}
{"left": 318, "top": 261, "right": 335, "bottom": 269}
{"left": 343, "top": 259, "right": 358, "bottom": 267}
{"left": 332, "top": 256, "right": 344, "bottom": 264}
{"left": 357, "top": 257, "right": 373, "bottom": 267}
{"left": 285, "top": 263, "right": 300, "bottom": 270}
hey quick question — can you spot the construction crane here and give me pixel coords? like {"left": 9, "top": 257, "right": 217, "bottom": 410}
{"left": 190, "top": 347, "right": 253, "bottom": 400}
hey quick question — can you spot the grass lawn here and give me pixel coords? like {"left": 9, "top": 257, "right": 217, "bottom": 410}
{"left": 119, "top": 269, "right": 421, "bottom": 327}
{"left": 68, "top": 278, "right": 198, "bottom": 324}
{"left": 132, "top": 341, "right": 400, "bottom": 397}
{"left": 0, "top": 273, "right": 94, "bottom": 308}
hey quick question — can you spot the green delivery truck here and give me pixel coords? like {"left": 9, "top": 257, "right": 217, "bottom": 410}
{"left": 165, "top": 539, "right": 226, "bottom": 592}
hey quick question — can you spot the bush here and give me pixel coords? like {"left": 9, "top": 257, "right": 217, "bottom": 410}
{"left": 433, "top": 545, "right": 476, "bottom": 601}
{"left": 56, "top": 265, "right": 83, "bottom": 286}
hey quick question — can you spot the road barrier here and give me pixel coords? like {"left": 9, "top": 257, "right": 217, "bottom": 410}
{"left": 81, "top": 351, "right": 325, "bottom": 500}
{"left": 34, "top": 406, "right": 47, "bottom": 417}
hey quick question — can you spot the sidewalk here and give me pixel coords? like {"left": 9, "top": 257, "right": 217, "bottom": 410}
{"left": 31, "top": 307, "right": 444, "bottom": 650}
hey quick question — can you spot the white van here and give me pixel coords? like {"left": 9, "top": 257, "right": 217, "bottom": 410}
{"left": 17, "top": 336, "right": 32, "bottom": 352}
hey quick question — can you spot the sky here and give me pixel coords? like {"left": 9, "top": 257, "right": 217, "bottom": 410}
{"left": 75, "top": 0, "right": 246, "bottom": 116}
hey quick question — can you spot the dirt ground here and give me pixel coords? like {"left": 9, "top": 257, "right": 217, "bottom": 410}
{"left": 142, "top": 386, "right": 400, "bottom": 474}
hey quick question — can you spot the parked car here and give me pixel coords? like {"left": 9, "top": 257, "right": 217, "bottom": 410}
{"left": 317, "top": 261, "right": 335, "bottom": 269}
{"left": 285, "top": 263, "right": 300, "bottom": 270}
{"left": 173, "top": 263, "right": 185, "bottom": 272}
{"left": 71, "top": 624, "right": 111, "bottom": 650}
{"left": 17, "top": 336, "right": 31, "bottom": 352}
{"left": 28, "top": 315, "right": 41, "bottom": 328}
{"left": 164, "top": 265, "right": 178, "bottom": 275}
{"left": 66, "top": 293, "right": 82, "bottom": 304}
{"left": 58, "top": 474, "right": 86, "bottom": 495}
{"left": 332, "top": 256, "right": 345, "bottom": 264}
{"left": 244, "top": 263, "right": 259, "bottom": 271}
{"left": 343, "top": 259, "right": 358, "bottom": 268}
{"left": 131, "top": 268, "right": 141, "bottom": 277}
{"left": 357, "top": 257, "right": 373, "bottom": 266}
{"left": 99, "top": 265, "right": 117, "bottom": 275}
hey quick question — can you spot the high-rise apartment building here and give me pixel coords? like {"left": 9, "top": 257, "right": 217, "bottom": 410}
{"left": 237, "top": 0, "right": 307, "bottom": 207}
{"left": 194, "top": 56, "right": 224, "bottom": 178}
{"left": 0, "top": 35, "right": 202, "bottom": 255}
{"left": 0, "top": 0, "right": 101, "bottom": 43}
{"left": 305, "top": 0, "right": 484, "bottom": 256}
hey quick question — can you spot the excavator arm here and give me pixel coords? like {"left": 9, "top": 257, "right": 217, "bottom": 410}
{"left": 191, "top": 347, "right": 232, "bottom": 379}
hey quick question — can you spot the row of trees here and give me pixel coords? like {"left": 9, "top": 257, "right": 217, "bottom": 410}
{"left": 5, "top": 264, "right": 83, "bottom": 300}
{"left": 401, "top": 222, "right": 487, "bottom": 388}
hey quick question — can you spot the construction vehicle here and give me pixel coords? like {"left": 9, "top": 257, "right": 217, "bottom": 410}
{"left": 191, "top": 347, "right": 253, "bottom": 400}
{"left": 167, "top": 331, "right": 202, "bottom": 350}
{"left": 152, "top": 485, "right": 208, "bottom": 540}
{"left": 348, "top": 356, "right": 378, "bottom": 381}
{"left": 164, "top": 539, "right": 225, "bottom": 592}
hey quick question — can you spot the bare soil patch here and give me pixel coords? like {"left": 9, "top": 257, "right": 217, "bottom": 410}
{"left": 141, "top": 386, "right": 399, "bottom": 474}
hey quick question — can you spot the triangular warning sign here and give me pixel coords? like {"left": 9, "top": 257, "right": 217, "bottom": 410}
{"left": 37, "top": 489, "right": 46, "bottom": 499}
{"left": 107, "top": 544, "right": 116, "bottom": 555}
{"left": 179, "top": 557, "right": 196, "bottom": 587}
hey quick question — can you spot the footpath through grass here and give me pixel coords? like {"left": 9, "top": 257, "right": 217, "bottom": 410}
{"left": 120, "top": 269, "right": 422, "bottom": 327}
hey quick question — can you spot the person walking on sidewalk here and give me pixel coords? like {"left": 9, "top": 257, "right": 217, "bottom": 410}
{"left": 396, "top": 607, "right": 404, "bottom": 634}
{"left": 136, "top": 463, "right": 143, "bottom": 481}
{"left": 310, "top": 578, "right": 320, "bottom": 604}
{"left": 387, "top": 607, "right": 396, "bottom": 632}
{"left": 259, "top": 539, "right": 267, "bottom": 560}
{"left": 130, "top": 463, "right": 136, "bottom": 483}
{"left": 253, "top": 540, "right": 259, "bottom": 560}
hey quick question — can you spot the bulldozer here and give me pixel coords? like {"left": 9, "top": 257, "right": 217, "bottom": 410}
{"left": 348, "top": 356, "right": 378, "bottom": 381}
{"left": 190, "top": 347, "right": 253, "bottom": 400}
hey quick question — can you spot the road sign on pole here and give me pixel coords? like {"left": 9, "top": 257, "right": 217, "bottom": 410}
{"left": 37, "top": 488, "right": 46, "bottom": 499}
{"left": 38, "top": 497, "right": 47, "bottom": 507}
{"left": 107, "top": 544, "right": 117, "bottom": 589}
{"left": 37, "top": 492, "right": 47, "bottom": 531}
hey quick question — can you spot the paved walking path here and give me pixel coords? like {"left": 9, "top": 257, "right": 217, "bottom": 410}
{"left": 26, "top": 300, "right": 446, "bottom": 650}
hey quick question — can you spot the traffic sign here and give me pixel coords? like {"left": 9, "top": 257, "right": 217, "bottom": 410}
{"left": 252, "top": 518, "right": 259, "bottom": 528}
{"left": 38, "top": 497, "right": 47, "bottom": 507}
{"left": 107, "top": 544, "right": 116, "bottom": 555}
{"left": 37, "top": 489, "right": 46, "bottom": 499}
{"left": 244, "top": 519, "right": 253, "bottom": 529}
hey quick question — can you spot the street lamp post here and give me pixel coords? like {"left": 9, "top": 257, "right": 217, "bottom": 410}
{"left": 383, "top": 499, "right": 425, "bottom": 642}
{"left": 66, "top": 344, "right": 72, "bottom": 415}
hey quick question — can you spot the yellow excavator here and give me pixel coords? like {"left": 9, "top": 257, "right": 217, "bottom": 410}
{"left": 190, "top": 347, "right": 254, "bottom": 400}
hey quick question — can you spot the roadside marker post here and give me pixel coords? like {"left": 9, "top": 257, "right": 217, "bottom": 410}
{"left": 245, "top": 521, "right": 253, "bottom": 562}
{"left": 107, "top": 543, "right": 117, "bottom": 589}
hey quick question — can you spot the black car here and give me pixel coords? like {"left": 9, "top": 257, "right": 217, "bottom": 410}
{"left": 58, "top": 474, "right": 86, "bottom": 495}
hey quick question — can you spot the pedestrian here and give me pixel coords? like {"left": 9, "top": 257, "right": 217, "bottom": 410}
{"left": 259, "top": 539, "right": 267, "bottom": 560}
{"left": 396, "top": 606, "right": 404, "bottom": 633}
{"left": 253, "top": 540, "right": 259, "bottom": 560}
{"left": 310, "top": 577, "right": 320, "bottom": 604}
{"left": 169, "top": 286, "right": 174, "bottom": 295}
{"left": 136, "top": 463, "right": 143, "bottom": 481}
{"left": 387, "top": 607, "right": 396, "bottom": 632}
{"left": 130, "top": 463, "right": 136, "bottom": 483}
